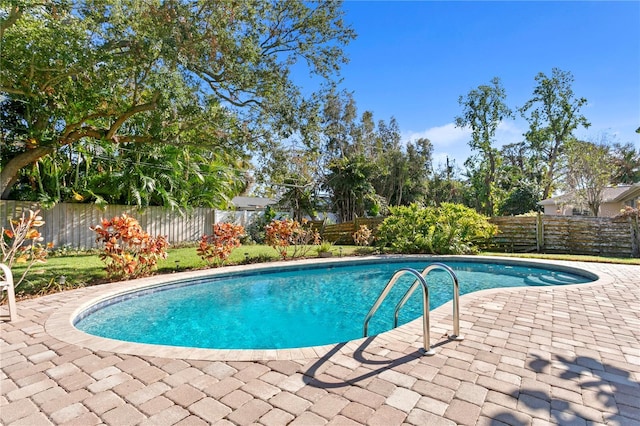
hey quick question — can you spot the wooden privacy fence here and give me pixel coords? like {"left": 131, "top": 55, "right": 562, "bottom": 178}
{"left": 311, "top": 217, "right": 385, "bottom": 244}
{"left": 488, "top": 215, "right": 636, "bottom": 258}
{"left": 312, "top": 215, "right": 637, "bottom": 257}
{"left": 0, "top": 201, "right": 275, "bottom": 250}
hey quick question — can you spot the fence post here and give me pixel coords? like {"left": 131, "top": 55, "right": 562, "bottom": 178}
{"left": 630, "top": 217, "right": 640, "bottom": 258}
{"left": 536, "top": 213, "right": 543, "bottom": 253}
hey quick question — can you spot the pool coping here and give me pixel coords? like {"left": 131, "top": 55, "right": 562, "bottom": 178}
{"left": 44, "top": 255, "right": 611, "bottom": 361}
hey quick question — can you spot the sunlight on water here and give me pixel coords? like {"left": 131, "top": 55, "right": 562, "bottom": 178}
{"left": 75, "top": 260, "right": 593, "bottom": 349}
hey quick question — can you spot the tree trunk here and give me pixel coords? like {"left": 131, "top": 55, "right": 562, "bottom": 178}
{"left": 1, "top": 146, "right": 54, "bottom": 199}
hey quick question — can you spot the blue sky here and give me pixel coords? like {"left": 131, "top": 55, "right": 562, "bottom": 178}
{"left": 329, "top": 1, "right": 640, "bottom": 169}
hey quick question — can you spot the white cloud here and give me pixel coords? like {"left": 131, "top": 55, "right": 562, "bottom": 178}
{"left": 404, "top": 120, "right": 525, "bottom": 148}
{"left": 402, "top": 120, "right": 527, "bottom": 170}
{"left": 402, "top": 123, "right": 470, "bottom": 169}
{"left": 495, "top": 120, "right": 526, "bottom": 147}
{"left": 403, "top": 123, "right": 470, "bottom": 148}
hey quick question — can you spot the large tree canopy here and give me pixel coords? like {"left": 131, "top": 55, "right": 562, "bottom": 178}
{"left": 519, "top": 68, "right": 590, "bottom": 200}
{"left": 564, "top": 139, "right": 613, "bottom": 217}
{"left": 455, "top": 77, "right": 513, "bottom": 215}
{"left": 0, "top": 0, "right": 355, "bottom": 200}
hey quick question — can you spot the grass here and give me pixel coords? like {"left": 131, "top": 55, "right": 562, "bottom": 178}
{"left": 482, "top": 252, "right": 640, "bottom": 265}
{"left": 9, "top": 245, "right": 638, "bottom": 299}
{"left": 10, "top": 244, "right": 374, "bottom": 298}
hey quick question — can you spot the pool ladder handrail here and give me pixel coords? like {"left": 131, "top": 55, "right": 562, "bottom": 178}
{"left": 363, "top": 263, "right": 463, "bottom": 356}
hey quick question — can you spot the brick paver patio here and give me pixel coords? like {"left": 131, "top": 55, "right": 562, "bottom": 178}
{"left": 2, "top": 257, "right": 639, "bottom": 425}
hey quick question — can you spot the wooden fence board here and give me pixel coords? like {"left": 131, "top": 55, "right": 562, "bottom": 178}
{"left": 314, "top": 217, "right": 384, "bottom": 244}
{"left": 488, "top": 215, "right": 634, "bottom": 257}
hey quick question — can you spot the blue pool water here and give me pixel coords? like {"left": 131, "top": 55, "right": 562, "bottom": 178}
{"left": 74, "top": 259, "right": 595, "bottom": 349}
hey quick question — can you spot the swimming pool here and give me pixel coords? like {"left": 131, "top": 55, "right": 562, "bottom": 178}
{"left": 73, "top": 257, "right": 596, "bottom": 350}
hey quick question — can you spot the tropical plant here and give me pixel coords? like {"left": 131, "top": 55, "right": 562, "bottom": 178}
{"left": 1, "top": 209, "right": 51, "bottom": 288}
{"left": 353, "top": 225, "right": 373, "bottom": 246}
{"left": 324, "top": 155, "right": 377, "bottom": 222}
{"left": 264, "top": 218, "right": 320, "bottom": 259}
{"left": 376, "top": 203, "right": 497, "bottom": 254}
{"left": 197, "top": 223, "right": 245, "bottom": 266}
{"left": 83, "top": 144, "right": 247, "bottom": 208}
{"left": 315, "top": 241, "right": 334, "bottom": 256}
{"left": 91, "top": 214, "right": 169, "bottom": 279}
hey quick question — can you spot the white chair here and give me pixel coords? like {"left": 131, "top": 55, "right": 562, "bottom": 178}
{"left": 1, "top": 263, "right": 17, "bottom": 322}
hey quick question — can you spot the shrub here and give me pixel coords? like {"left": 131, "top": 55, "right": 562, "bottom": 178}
{"left": 376, "top": 203, "right": 497, "bottom": 254}
{"left": 353, "top": 225, "right": 373, "bottom": 246}
{"left": 197, "top": 222, "right": 245, "bottom": 266}
{"left": 265, "top": 218, "right": 320, "bottom": 259}
{"left": 316, "top": 241, "right": 334, "bottom": 256}
{"left": 91, "top": 213, "right": 169, "bottom": 279}
{"left": 1, "top": 209, "right": 51, "bottom": 288}
{"left": 245, "top": 206, "right": 277, "bottom": 244}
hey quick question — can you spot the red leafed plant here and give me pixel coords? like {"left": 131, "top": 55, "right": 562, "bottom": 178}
{"left": 264, "top": 218, "right": 320, "bottom": 259}
{"left": 1, "top": 209, "right": 52, "bottom": 288}
{"left": 197, "top": 222, "right": 245, "bottom": 266}
{"left": 91, "top": 213, "right": 169, "bottom": 279}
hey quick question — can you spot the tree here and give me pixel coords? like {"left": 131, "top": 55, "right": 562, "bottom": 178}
{"left": 610, "top": 142, "right": 640, "bottom": 184}
{"left": 498, "top": 142, "right": 541, "bottom": 215}
{"left": 370, "top": 117, "right": 404, "bottom": 206}
{"left": 1, "top": 1, "right": 355, "bottom": 200}
{"left": 498, "top": 184, "right": 540, "bottom": 216}
{"left": 455, "top": 77, "right": 513, "bottom": 215}
{"left": 564, "top": 139, "right": 613, "bottom": 217}
{"left": 86, "top": 144, "right": 248, "bottom": 208}
{"left": 324, "top": 155, "right": 376, "bottom": 222}
{"left": 402, "top": 137, "right": 433, "bottom": 204}
{"left": 269, "top": 143, "right": 322, "bottom": 221}
{"left": 426, "top": 157, "right": 466, "bottom": 206}
{"left": 321, "top": 89, "right": 359, "bottom": 159}
{"left": 519, "top": 68, "right": 590, "bottom": 200}
{"left": 5, "top": 134, "right": 248, "bottom": 208}
{"left": 320, "top": 101, "right": 431, "bottom": 216}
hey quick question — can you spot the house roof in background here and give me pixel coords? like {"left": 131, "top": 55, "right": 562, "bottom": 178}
{"left": 231, "top": 196, "right": 277, "bottom": 209}
{"left": 612, "top": 183, "right": 640, "bottom": 202}
{"left": 538, "top": 184, "right": 640, "bottom": 205}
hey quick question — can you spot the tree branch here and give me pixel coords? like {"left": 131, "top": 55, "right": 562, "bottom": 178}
{"left": 105, "top": 95, "right": 159, "bottom": 140}
{"left": 0, "top": 4, "right": 23, "bottom": 39}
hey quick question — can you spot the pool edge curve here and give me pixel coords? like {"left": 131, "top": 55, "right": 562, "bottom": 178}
{"left": 45, "top": 255, "right": 609, "bottom": 361}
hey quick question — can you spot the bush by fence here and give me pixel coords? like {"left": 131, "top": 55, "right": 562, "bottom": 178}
{"left": 313, "top": 215, "right": 636, "bottom": 257}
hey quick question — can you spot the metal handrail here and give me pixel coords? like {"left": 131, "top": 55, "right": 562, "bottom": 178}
{"left": 393, "top": 263, "right": 464, "bottom": 341}
{"left": 363, "top": 268, "right": 435, "bottom": 355}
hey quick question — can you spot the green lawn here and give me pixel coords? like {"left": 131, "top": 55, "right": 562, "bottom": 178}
{"left": 9, "top": 245, "right": 639, "bottom": 299}
{"left": 10, "top": 244, "right": 373, "bottom": 298}
{"left": 482, "top": 252, "right": 640, "bottom": 265}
